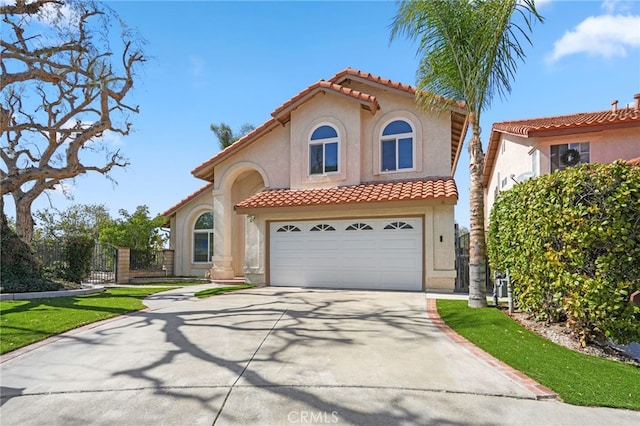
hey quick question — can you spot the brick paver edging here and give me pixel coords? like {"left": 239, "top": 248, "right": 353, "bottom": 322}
{"left": 425, "top": 297, "right": 558, "bottom": 401}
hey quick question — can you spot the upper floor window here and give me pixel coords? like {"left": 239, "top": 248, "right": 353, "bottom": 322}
{"left": 309, "top": 125, "right": 339, "bottom": 175}
{"left": 193, "top": 212, "right": 213, "bottom": 263}
{"left": 550, "top": 142, "right": 590, "bottom": 172}
{"left": 381, "top": 120, "right": 414, "bottom": 172}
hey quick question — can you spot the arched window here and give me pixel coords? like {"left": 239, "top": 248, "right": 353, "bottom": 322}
{"left": 193, "top": 212, "right": 213, "bottom": 263}
{"left": 381, "top": 120, "right": 414, "bottom": 172}
{"left": 309, "top": 124, "right": 339, "bottom": 175}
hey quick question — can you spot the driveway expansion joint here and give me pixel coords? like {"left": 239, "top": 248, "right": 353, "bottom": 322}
{"left": 212, "top": 308, "right": 288, "bottom": 425}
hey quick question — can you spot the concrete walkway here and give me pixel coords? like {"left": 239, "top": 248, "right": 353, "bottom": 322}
{"left": 1, "top": 285, "right": 638, "bottom": 425}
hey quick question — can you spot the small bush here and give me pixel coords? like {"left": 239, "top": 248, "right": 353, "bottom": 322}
{"left": 488, "top": 161, "right": 640, "bottom": 345}
{"left": 1, "top": 278, "right": 63, "bottom": 293}
{"left": 42, "top": 260, "right": 68, "bottom": 281}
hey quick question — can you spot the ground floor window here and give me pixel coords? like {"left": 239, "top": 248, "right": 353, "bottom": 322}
{"left": 193, "top": 212, "right": 213, "bottom": 262}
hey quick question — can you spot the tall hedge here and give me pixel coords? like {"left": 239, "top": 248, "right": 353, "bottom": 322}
{"left": 487, "top": 161, "right": 640, "bottom": 346}
{"left": 63, "top": 236, "right": 95, "bottom": 284}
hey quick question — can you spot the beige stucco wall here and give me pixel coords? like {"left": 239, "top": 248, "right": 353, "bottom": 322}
{"left": 537, "top": 127, "right": 640, "bottom": 171}
{"left": 351, "top": 82, "right": 454, "bottom": 181}
{"left": 484, "top": 134, "right": 537, "bottom": 227}
{"left": 169, "top": 189, "right": 214, "bottom": 277}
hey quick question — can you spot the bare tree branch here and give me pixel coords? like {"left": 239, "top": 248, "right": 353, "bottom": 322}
{"left": 1, "top": 0, "right": 145, "bottom": 242}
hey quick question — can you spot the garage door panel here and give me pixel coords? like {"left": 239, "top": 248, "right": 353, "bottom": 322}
{"left": 271, "top": 239, "right": 305, "bottom": 251}
{"left": 307, "top": 270, "right": 338, "bottom": 284}
{"left": 271, "top": 257, "right": 305, "bottom": 268}
{"left": 270, "top": 218, "right": 422, "bottom": 291}
{"left": 306, "top": 238, "right": 338, "bottom": 250}
{"left": 341, "top": 238, "right": 379, "bottom": 250}
{"left": 378, "top": 256, "right": 418, "bottom": 270}
{"left": 307, "top": 256, "right": 341, "bottom": 268}
{"left": 381, "top": 237, "right": 420, "bottom": 249}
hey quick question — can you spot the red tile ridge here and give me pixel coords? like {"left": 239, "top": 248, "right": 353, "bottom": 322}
{"left": 329, "top": 67, "right": 466, "bottom": 110}
{"left": 162, "top": 182, "right": 214, "bottom": 221}
{"left": 271, "top": 79, "right": 379, "bottom": 123}
{"left": 492, "top": 107, "right": 640, "bottom": 137}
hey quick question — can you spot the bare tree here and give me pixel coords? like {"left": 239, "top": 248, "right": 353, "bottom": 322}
{"left": 0, "top": 0, "right": 145, "bottom": 243}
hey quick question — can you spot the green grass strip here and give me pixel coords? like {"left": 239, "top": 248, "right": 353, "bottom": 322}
{"left": 0, "top": 287, "right": 173, "bottom": 354}
{"left": 436, "top": 299, "right": 640, "bottom": 410}
{"left": 195, "top": 285, "right": 254, "bottom": 298}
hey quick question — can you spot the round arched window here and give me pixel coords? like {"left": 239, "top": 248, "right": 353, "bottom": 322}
{"left": 309, "top": 124, "right": 339, "bottom": 175}
{"left": 381, "top": 119, "right": 414, "bottom": 172}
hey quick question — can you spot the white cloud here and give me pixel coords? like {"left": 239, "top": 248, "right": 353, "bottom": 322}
{"left": 547, "top": 14, "right": 640, "bottom": 63}
{"left": 601, "top": 0, "right": 636, "bottom": 14}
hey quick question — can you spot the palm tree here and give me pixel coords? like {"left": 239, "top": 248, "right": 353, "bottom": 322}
{"left": 210, "top": 122, "right": 255, "bottom": 150}
{"left": 392, "top": 0, "right": 543, "bottom": 307}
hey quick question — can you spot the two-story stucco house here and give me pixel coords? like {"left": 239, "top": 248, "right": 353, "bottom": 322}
{"left": 163, "top": 68, "right": 468, "bottom": 291}
{"left": 483, "top": 94, "right": 640, "bottom": 228}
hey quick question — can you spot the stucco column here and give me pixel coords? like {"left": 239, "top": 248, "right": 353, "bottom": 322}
{"left": 210, "top": 188, "right": 234, "bottom": 279}
{"left": 244, "top": 215, "right": 265, "bottom": 285}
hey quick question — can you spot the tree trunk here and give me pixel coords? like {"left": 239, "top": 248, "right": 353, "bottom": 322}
{"left": 13, "top": 193, "right": 36, "bottom": 244}
{"left": 468, "top": 115, "right": 487, "bottom": 308}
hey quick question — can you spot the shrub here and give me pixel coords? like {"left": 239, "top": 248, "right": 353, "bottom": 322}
{"left": 63, "top": 236, "right": 95, "bottom": 283}
{"left": 0, "top": 212, "right": 63, "bottom": 293}
{"left": 488, "top": 161, "right": 640, "bottom": 345}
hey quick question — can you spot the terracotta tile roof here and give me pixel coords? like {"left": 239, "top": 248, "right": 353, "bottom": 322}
{"left": 272, "top": 80, "right": 379, "bottom": 125}
{"left": 162, "top": 182, "right": 214, "bottom": 220}
{"left": 484, "top": 100, "right": 640, "bottom": 187}
{"left": 328, "top": 68, "right": 417, "bottom": 96}
{"left": 491, "top": 107, "right": 640, "bottom": 137}
{"left": 235, "top": 178, "right": 457, "bottom": 211}
{"left": 192, "top": 68, "right": 469, "bottom": 181}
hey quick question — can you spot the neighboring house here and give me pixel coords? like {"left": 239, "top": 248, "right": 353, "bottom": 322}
{"left": 163, "top": 68, "right": 468, "bottom": 291}
{"left": 483, "top": 94, "right": 640, "bottom": 228}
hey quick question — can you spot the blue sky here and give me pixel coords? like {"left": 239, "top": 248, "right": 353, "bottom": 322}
{"left": 3, "top": 0, "right": 640, "bottom": 229}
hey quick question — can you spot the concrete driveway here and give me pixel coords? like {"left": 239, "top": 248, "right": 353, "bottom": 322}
{"left": 1, "top": 285, "right": 638, "bottom": 425}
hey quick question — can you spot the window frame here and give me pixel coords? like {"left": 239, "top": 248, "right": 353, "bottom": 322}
{"left": 550, "top": 142, "right": 590, "bottom": 172}
{"left": 193, "top": 211, "right": 214, "bottom": 263}
{"left": 379, "top": 119, "right": 416, "bottom": 173}
{"left": 309, "top": 124, "right": 340, "bottom": 176}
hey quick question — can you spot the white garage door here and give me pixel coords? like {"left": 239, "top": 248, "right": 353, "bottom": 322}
{"left": 270, "top": 217, "right": 422, "bottom": 291}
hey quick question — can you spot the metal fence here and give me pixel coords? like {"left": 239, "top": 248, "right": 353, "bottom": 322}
{"left": 454, "top": 230, "right": 491, "bottom": 293}
{"left": 130, "top": 249, "right": 164, "bottom": 271}
{"left": 31, "top": 239, "right": 117, "bottom": 283}
{"left": 89, "top": 242, "right": 117, "bottom": 283}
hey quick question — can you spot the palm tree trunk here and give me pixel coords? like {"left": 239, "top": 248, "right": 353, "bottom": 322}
{"left": 468, "top": 115, "right": 487, "bottom": 308}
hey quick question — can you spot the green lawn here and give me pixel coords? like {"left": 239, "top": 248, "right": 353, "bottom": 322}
{"left": 436, "top": 299, "right": 640, "bottom": 410}
{"left": 0, "top": 287, "right": 173, "bottom": 354}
